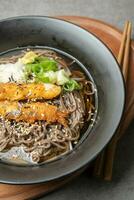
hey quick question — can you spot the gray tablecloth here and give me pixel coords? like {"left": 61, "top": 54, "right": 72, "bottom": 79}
{"left": 0, "top": 1, "right": 134, "bottom": 200}
{"left": 0, "top": 0, "right": 134, "bottom": 37}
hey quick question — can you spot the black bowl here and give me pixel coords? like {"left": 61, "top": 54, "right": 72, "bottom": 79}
{"left": 0, "top": 16, "right": 125, "bottom": 184}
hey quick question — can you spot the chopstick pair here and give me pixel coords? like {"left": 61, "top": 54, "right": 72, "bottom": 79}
{"left": 93, "top": 21, "right": 132, "bottom": 180}
{"left": 119, "top": 21, "right": 132, "bottom": 82}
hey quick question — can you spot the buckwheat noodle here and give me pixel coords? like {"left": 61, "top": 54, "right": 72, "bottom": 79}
{"left": 0, "top": 49, "right": 96, "bottom": 164}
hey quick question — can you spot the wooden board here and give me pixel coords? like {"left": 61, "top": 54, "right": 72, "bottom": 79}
{"left": 0, "top": 16, "right": 134, "bottom": 200}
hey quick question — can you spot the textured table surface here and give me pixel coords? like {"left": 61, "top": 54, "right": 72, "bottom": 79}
{"left": 0, "top": 1, "right": 134, "bottom": 200}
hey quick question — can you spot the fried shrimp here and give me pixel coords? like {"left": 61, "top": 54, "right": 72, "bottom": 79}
{"left": 0, "top": 83, "right": 61, "bottom": 101}
{"left": 0, "top": 101, "right": 68, "bottom": 125}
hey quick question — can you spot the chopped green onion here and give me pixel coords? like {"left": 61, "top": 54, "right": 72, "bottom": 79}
{"left": 35, "top": 57, "right": 58, "bottom": 72}
{"left": 32, "top": 64, "right": 44, "bottom": 74}
{"left": 25, "top": 57, "right": 58, "bottom": 75}
{"left": 63, "top": 79, "right": 81, "bottom": 91}
{"left": 24, "top": 55, "right": 81, "bottom": 92}
{"left": 36, "top": 75, "right": 50, "bottom": 83}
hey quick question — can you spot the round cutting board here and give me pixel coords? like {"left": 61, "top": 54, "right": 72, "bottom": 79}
{"left": 0, "top": 16, "right": 134, "bottom": 200}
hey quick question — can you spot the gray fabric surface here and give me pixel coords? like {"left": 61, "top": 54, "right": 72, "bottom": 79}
{"left": 40, "top": 122, "right": 134, "bottom": 200}
{"left": 0, "top": 0, "right": 134, "bottom": 36}
{"left": 0, "top": 1, "right": 134, "bottom": 199}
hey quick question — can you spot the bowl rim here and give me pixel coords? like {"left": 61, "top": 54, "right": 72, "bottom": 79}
{"left": 0, "top": 15, "right": 125, "bottom": 184}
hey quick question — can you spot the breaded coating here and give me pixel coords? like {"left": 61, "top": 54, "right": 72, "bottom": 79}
{"left": 0, "top": 101, "right": 68, "bottom": 126}
{"left": 0, "top": 83, "right": 61, "bottom": 101}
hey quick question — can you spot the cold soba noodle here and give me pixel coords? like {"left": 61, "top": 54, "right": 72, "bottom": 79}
{"left": 0, "top": 49, "right": 96, "bottom": 164}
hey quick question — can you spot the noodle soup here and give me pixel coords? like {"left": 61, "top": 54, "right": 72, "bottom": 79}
{"left": 0, "top": 47, "right": 97, "bottom": 165}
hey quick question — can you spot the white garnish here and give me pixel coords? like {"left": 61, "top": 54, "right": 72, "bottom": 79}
{"left": 56, "top": 69, "right": 69, "bottom": 85}
{"left": 0, "top": 147, "right": 37, "bottom": 164}
{"left": 0, "top": 61, "right": 24, "bottom": 83}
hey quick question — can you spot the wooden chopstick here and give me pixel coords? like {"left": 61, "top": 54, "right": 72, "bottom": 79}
{"left": 93, "top": 150, "right": 105, "bottom": 177}
{"left": 118, "top": 22, "right": 132, "bottom": 139}
{"left": 103, "top": 21, "right": 132, "bottom": 180}
{"left": 93, "top": 21, "right": 132, "bottom": 180}
{"left": 104, "top": 23, "right": 132, "bottom": 180}
{"left": 118, "top": 21, "right": 129, "bottom": 66}
{"left": 93, "top": 21, "right": 129, "bottom": 178}
{"left": 122, "top": 22, "right": 132, "bottom": 81}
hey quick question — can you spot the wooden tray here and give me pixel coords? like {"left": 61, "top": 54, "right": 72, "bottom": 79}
{"left": 0, "top": 16, "right": 134, "bottom": 200}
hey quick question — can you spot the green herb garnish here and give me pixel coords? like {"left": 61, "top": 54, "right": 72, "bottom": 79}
{"left": 24, "top": 54, "right": 81, "bottom": 91}
{"left": 63, "top": 79, "right": 81, "bottom": 91}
